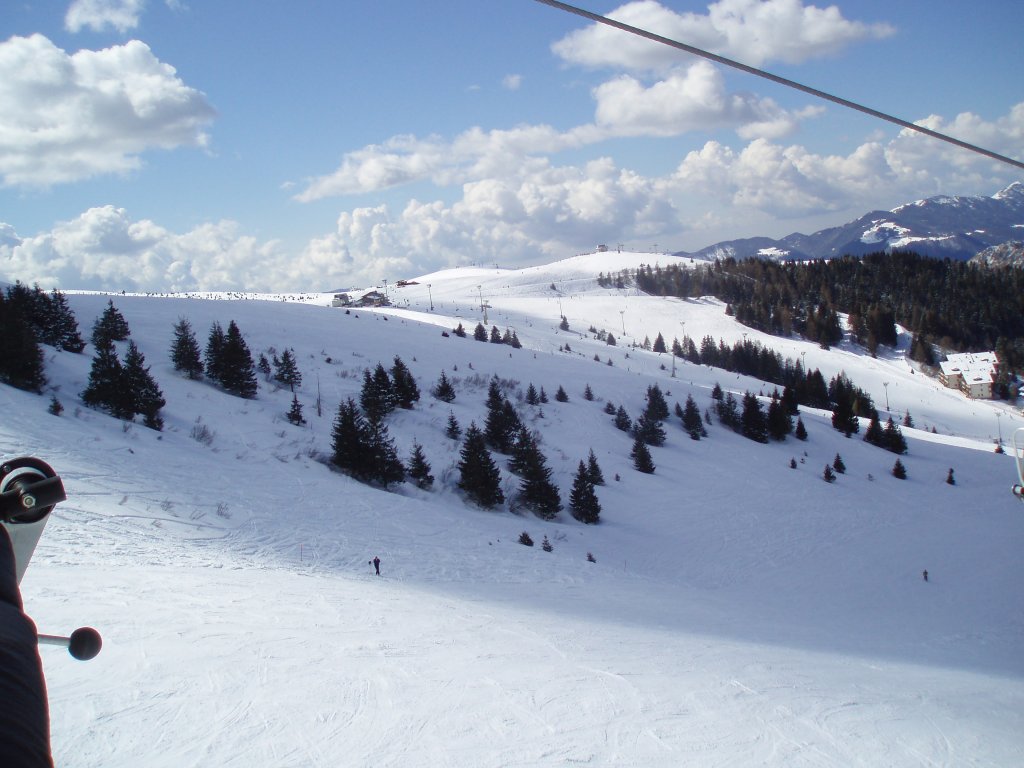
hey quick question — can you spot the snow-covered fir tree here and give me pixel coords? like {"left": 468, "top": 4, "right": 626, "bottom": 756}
{"left": 431, "top": 370, "right": 456, "bottom": 403}
{"left": 390, "top": 356, "right": 420, "bottom": 409}
{"left": 170, "top": 318, "right": 204, "bottom": 379}
{"left": 570, "top": 460, "right": 601, "bottom": 524}
{"left": 457, "top": 422, "right": 504, "bottom": 509}
{"left": 407, "top": 442, "right": 434, "bottom": 490}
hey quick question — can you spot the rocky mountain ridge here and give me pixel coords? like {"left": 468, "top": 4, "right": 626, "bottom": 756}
{"left": 678, "top": 182, "right": 1024, "bottom": 262}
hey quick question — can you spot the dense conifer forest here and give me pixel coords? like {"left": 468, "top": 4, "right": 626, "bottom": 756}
{"left": 601, "top": 251, "right": 1024, "bottom": 381}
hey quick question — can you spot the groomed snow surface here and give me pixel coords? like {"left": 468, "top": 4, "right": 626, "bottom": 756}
{"left": 4, "top": 252, "right": 1024, "bottom": 766}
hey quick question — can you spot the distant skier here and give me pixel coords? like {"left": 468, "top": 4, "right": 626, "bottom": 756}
{"left": 923, "top": 569, "right": 928, "bottom": 582}
{"left": 372, "top": 556, "right": 380, "bottom": 576}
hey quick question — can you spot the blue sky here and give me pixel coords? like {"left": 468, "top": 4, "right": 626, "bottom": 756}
{"left": 2, "top": 0, "right": 1022, "bottom": 291}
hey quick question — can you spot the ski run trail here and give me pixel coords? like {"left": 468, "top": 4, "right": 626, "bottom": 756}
{"left": 2, "top": 251, "right": 1023, "bottom": 766}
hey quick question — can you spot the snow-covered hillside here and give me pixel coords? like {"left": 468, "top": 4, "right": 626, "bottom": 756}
{"left": 4, "top": 252, "right": 1023, "bottom": 766}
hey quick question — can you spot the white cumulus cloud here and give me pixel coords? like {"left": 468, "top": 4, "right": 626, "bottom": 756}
{"left": 65, "top": 0, "right": 145, "bottom": 34}
{"left": 551, "top": 0, "right": 894, "bottom": 72}
{"left": 0, "top": 35, "right": 215, "bottom": 188}
{"left": 0, "top": 207, "right": 285, "bottom": 292}
{"left": 592, "top": 60, "right": 811, "bottom": 139}
{"left": 7, "top": 104, "right": 1022, "bottom": 293}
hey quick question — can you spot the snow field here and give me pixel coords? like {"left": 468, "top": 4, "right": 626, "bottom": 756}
{"left": 2, "top": 253, "right": 1022, "bottom": 766}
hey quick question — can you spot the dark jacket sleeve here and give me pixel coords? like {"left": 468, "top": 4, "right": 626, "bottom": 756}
{"left": 0, "top": 525, "right": 53, "bottom": 767}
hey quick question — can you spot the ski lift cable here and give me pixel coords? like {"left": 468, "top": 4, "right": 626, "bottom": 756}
{"left": 531, "top": 0, "right": 1024, "bottom": 172}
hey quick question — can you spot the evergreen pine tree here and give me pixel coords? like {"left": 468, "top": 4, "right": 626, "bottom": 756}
{"left": 716, "top": 392, "right": 741, "bottom": 432}
{"left": 740, "top": 392, "right": 768, "bottom": 443}
{"left": 431, "top": 370, "right": 456, "bottom": 402}
{"left": 555, "top": 385, "right": 568, "bottom": 402}
{"left": 539, "top": 386, "right": 549, "bottom": 404}
{"left": 583, "top": 383, "right": 594, "bottom": 401}
{"left": 457, "top": 423, "right": 505, "bottom": 508}
{"left": 570, "top": 461, "right": 602, "bottom": 524}
{"left": 47, "top": 395, "right": 63, "bottom": 416}
{"left": 766, "top": 395, "right": 792, "bottom": 441}
{"left": 541, "top": 535, "right": 553, "bottom": 552}
{"left": 606, "top": 333, "right": 616, "bottom": 346}
{"left": 484, "top": 376, "right": 503, "bottom": 415}
{"left": 219, "top": 320, "right": 258, "bottom": 398}
{"left": 48, "top": 289, "right": 85, "bottom": 352}
{"left": 823, "top": 464, "right": 836, "bottom": 483}
{"left": 407, "top": 442, "right": 434, "bottom": 490}
{"left": 81, "top": 338, "right": 131, "bottom": 419}
{"left": 445, "top": 411, "right": 462, "bottom": 441}
{"left": 286, "top": 394, "right": 306, "bottom": 426}
{"left": 794, "top": 416, "right": 808, "bottom": 441}
{"left": 614, "top": 405, "right": 632, "bottom": 432}
{"left": 452, "top": 322, "right": 467, "bottom": 337}
{"left": 633, "top": 411, "right": 666, "bottom": 447}
{"left": 864, "top": 414, "right": 884, "bottom": 447}
{"left": 946, "top": 467, "right": 955, "bottom": 485}
{"left": 525, "top": 383, "right": 539, "bottom": 406}
{"left": 517, "top": 441, "right": 561, "bottom": 520}
{"left": 902, "top": 411, "right": 914, "bottom": 428}
{"left": 360, "top": 363, "right": 395, "bottom": 422}
{"left": 170, "top": 318, "right": 204, "bottom": 379}
{"left": 631, "top": 437, "right": 655, "bottom": 474}
{"left": 273, "top": 348, "right": 302, "bottom": 391}
{"left": 509, "top": 331, "right": 522, "bottom": 349}
{"left": 390, "top": 356, "right": 420, "bottom": 409}
{"left": 681, "top": 394, "right": 704, "bottom": 440}
{"left": 603, "top": 401, "right": 616, "bottom": 415}
{"left": 123, "top": 341, "right": 165, "bottom": 430}
{"left": 205, "top": 322, "right": 226, "bottom": 386}
{"left": 586, "top": 448, "right": 605, "bottom": 485}
{"left": 0, "top": 292, "right": 47, "bottom": 392}
{"left": 91, "top": 300, "right": 130, "bottom": 347}
{"left": 473, "top": 323, "right": 488, "bottom": 341}
{"left": 489, "top": 326, "right": 502, "bottom": 343}
{"left": 484, "top": 387, "right": 519, "bottom": 454}
{"left": 331, "top": 398, "right": 369, "bottom": 478}
{"left": 257, "top": 353, "right": 272, "bottom": 382}
{"left": 652, "top": 332, "right": 667, "bottom": 354}
{"left": 832, "top": 453, "right": 846, "bottom": 474}
{"left": 5, "top": 283, "right": 49, "bottom": 345}
{"left": 507, "top": 427, "right": 535, "bottom": 476}
{"left": 884, "top": 417, "right": 908, "bottom": 455}
{"left": 645, "top": 384, "right": 670, "bottom": 422}
{"left": 830, "top": 388, "right": 859, "bottom": 437}
{"left": 892, "top": 458, "right": 907, "bottom": 479}
{"left": 559, "top": 316, "right": 569, "bottom": 331}
{"left": 363, "top": 419, "right": 405, "bottom": 487}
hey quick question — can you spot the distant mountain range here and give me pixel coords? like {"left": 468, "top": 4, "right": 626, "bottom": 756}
{"left": 676, "top": 182, "right": 1024, "bottom": 262}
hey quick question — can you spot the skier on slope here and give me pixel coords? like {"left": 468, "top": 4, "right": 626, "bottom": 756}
{"left": 372, "top": 556, "right": 380, "bottom": 576}
{"left": 0, "top": 525, "right": 52, "bottom": 767}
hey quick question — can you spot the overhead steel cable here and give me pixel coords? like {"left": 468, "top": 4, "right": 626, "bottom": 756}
{"left": 533, "top": 0, "right": 1024, "bottom": 172}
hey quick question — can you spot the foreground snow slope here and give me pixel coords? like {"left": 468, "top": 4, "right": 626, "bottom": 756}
{"left": 3, "top": 252, "right": 1023, "bottom": 766}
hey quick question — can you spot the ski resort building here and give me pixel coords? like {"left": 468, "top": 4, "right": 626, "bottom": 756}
{"left": 938, "top": 351, "right": 1000, "bottom": 399}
